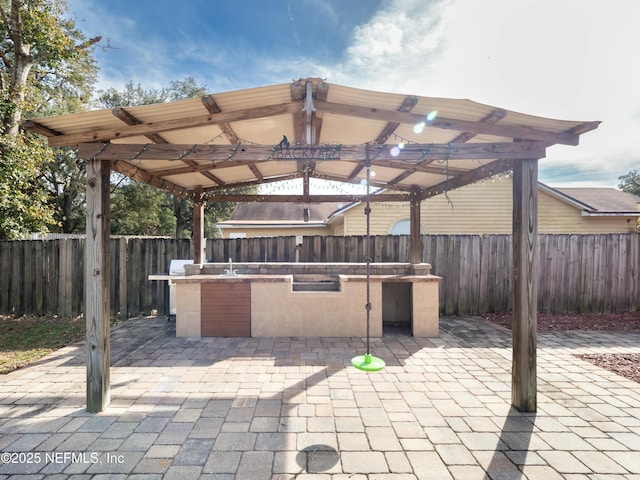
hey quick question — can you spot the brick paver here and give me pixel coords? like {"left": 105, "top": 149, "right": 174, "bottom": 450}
{"left": 1, "top": 316, "right": 639, "bottom": 478}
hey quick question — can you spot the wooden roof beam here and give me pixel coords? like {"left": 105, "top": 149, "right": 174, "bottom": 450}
{"left": 110, "top": 160, "right": 194, "bottom": 199}
{"left": 449, "top": 108, "right": 507, "bottom": 143}
{"left": 374, "top": 95, "right": 418, "bottom": 144}
{"left": 112, "top": 108, "right": 168, "bottom": 144}
{"left": 47, "top": 101, "right": 304, "bottom": 147}
{"left": 310, "top": 171, "right": 414, "bottom": 193}
{"left": 387, "top": 108, "right": 508, "bottom": 186}
{"left": 21, "top": 120, "right": 62, "bottom": 137}
{"left": 337, "top": 156, "right": 469, "bottom": 175}
{"left": 248, "top": 163, "right": 263, "bottom": 182}
{"left": 203, "top": 172, "right": 302, "bottom": 194}
{"left": 201, "top": 95, "right": 240, "bottom": 144}
{"left": 144, "top": 159, "right": 261, "bottom": 177}
{"left": 315, "top": 101, "right": 580, "bottom": 146}
{"left": 112, "top": 108, "right": 224, "bottom": 187}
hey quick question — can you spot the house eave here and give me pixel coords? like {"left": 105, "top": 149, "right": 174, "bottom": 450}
{"left": 580, "top": 211, "right": 640, "bottom": 217}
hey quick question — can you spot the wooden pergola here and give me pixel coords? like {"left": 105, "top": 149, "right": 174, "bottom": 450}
{"left": 24, "top": 78, "right": 599, "bottom": 413}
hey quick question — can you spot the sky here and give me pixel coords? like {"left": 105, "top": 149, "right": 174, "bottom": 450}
{"left": 67, "top": 0, "right": 640, "bottom": 189}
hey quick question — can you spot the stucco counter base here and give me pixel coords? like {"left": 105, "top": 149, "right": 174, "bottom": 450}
{"left": 173, "top": 273, "right": 441, "bottom": 338}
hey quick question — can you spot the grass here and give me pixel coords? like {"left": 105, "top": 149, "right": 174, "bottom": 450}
{"left": 0, "top": 314, "right": 86, "bottom": 374}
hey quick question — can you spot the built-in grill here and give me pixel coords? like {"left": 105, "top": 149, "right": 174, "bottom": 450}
{"left": 291, "top": 274, "right": 340, "bottom": 292}
{"left": 167, "top": 259, "right": 193, "bottom": 320}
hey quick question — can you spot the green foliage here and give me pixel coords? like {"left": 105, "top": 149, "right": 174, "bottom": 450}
{"left": 0, "top": 134, "right": 58, "bottom": 238}
{"left": 618, "top": 170, "right": 640, "bottom": 197}
{"left": 1, "top": 0, "right": 99, "bottom": 125}
{"left": 94, "top": 76, "right": 206, "bottom": 108}
{"left": 41, "top": 146, "right": 86, "bottom": 233}
{"left": 110, "top": 181, "right": 176, "bottom": 236}
{"left": 0, "top": 0, "right": 99, "bottom": 236}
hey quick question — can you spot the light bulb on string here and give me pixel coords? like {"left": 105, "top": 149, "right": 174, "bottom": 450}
{"left": 426, "top": 110, "right": 438, "bottom": 122}
{"left": 413, "top": 122, "right": 425, "bottom": 134}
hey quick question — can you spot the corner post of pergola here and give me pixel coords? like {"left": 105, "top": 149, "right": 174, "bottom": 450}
{"left": 511, "top": 157, "right": 539, "bottom": 412}
{"left": 409, "top": 189, "right": 422, "bottom": 265}
{"left": 85, "top": 156, "right": 111, "bottom": 413}
{"left": 193, "top": 188, "right": 205, "bottom": 264}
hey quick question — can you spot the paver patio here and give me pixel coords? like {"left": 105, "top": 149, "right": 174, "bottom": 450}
{"left": 1, "top": 316, "right": 639, "bottom": 479}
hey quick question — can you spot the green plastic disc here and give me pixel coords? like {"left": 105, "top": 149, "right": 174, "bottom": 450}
{"left": 351, "top": 353, "right": 385, "bottom": 372}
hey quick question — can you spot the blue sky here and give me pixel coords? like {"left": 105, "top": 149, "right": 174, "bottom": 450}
{"left": 67, "top": 0, "right": 640, "bottom": 189}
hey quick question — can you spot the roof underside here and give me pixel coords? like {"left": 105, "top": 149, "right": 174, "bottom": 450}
{"left": 24, "top": 78, "right": 600, "bottom": 202}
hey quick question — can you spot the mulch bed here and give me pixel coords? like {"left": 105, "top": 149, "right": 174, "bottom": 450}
{"left": 483, "top": 311, "right": 640, "bottom": 384}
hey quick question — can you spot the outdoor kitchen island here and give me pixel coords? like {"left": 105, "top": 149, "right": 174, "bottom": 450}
{"left": 169, "top": 262, "right": 441, "bottom": 338}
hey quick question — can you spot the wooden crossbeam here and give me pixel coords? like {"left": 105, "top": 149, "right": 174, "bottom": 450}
{"left": 78, "top": 141, "right": 547, "bottom": 163}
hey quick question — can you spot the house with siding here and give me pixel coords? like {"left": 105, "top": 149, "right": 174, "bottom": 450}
{"left": 216, "top": 178, "right": 640, "bottom": 237}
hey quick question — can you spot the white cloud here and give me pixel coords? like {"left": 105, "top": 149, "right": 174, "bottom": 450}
{"left": 327, "top": 0, "right": 640, "bottom": 187}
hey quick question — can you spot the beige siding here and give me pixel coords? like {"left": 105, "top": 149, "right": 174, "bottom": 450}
{"left": 343, "top": 201, "right": 414, "bottom": 235}
{"left": 330, "top": 217, "right": 345, "bottom": 235}
{"left": 340, "top": 177, "right": 637, "bottom": 235}
{"left": 423, "top": 177, "right": 513, "bottom": 234}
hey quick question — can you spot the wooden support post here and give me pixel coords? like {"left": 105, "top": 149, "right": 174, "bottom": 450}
{"left": 512, "top": 159, "right": 539, "bottom": 412}
{"left": 193, "top": 191, "right": 205, "bottom": 264}
{"left": 85, "top": 158, "right": 111, "bottom": 413}
{"left": 409, "top": 189, "right": 422, "bottom": 264}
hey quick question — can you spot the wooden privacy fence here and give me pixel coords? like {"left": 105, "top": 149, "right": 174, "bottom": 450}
{"left": 0, "top": 237, "right": 191, "bottom": 319}
{"left": 1, "top": 233, "right": 638, "bottom": 317}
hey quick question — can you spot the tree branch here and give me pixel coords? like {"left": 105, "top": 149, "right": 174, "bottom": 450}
{"left": 75, "top": 36, "right": 102, "bottom": 52}
{"left": 0, "top": 5, "right": 13, "bottom": 70}
{"left": 9, "top": 0, "right": 23, "bottom": 51}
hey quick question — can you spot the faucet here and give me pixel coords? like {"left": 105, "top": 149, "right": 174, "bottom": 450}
{"left": 224, "top": 257, "right": 238, "bottom": 276}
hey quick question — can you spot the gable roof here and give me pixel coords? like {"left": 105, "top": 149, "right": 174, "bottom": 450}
{"left": 541, "top": 184, "right": 640, "bottom": 216}
{"left": 24, "top": 78, "right": 599, "bottom": 202}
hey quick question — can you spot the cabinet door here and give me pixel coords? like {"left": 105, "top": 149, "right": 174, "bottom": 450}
{"left": 201, "top": 283, "right": 251, "bottom": 337}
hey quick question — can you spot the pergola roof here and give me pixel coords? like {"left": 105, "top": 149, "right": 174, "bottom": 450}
{"left": 24, "top": 77, "right": 599, "bottom": 201}
{"left": 28, "top": 78, "right": 600, "bottom": 413}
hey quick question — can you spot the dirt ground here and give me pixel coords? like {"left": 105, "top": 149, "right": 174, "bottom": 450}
{"left": 483, "top": 311, "right": 640, "bottom": 384}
